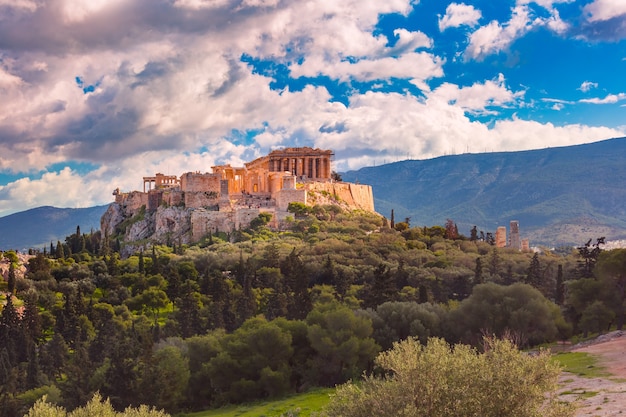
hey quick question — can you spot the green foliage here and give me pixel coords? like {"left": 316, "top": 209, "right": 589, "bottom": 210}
{"left": 7, "top": 211, "right": 616, "bottom": 414}
{"left": 207, "top": 317, "right": 294, "bottom": 404}
{"left": 26, "top": 393, "right": 170, "bottom": 417}
{"left": 360, "top": 301, "right": 446, "bottom": 350}
{"left": 323, "top": 337, "right": 574, "bottom": 417}
{"left": 287, "top": 203, "right": 311, "bottom": 218}
{"left": 450, "top": 283, "right": 564, "bottom": 347}
{"left": 305, "top": 302, "right": 380, "bottom": 386}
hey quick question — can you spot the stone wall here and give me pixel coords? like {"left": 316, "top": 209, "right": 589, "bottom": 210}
{"left": 180, "top": 172, "right": 221, "bottom": 193}
{"left": 117, "top": 191, "right": 149, "bottom": 216}
{"left": 304, "top": 182, "right": 374, "bottom": 212}
{"left": 276, "top": 189, "right": 307, "bottom": 211}
{"left": 184, "top": 192, "right": 220, "bottom": 209}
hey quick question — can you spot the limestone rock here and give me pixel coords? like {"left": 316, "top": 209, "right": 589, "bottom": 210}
{"left": 100, "top": 203, "right": 124, "bottom": 237}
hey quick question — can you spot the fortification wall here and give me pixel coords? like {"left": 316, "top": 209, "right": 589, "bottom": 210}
{"left": 184, "top": 192, "right": 220, "bottom": 209}
{"left": 304, "top": 182, "right": 374, "bottom": 212}
{"left": 276, "top": 189, "right": 307, "bottom": 211}
{"left": 180, "top": 172, "right": 221, "bottom": 193}
{"left": 117, "top": 191, "right": 149, "bottom": 215}
{"left": 163, "top": 190, "right": 184, "bottom": 207}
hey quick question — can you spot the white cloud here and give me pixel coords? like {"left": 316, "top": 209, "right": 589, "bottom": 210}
{"left": 580, "top": 93, "right": 626, "bottom": 104}
{"left": 428, "top": 73, "right": 524, "bottom": 115}
{"left": 0, "top": 0, "right": 624, "bottom": 216}
{"left": 172, "top": 0, "right": 231, "bottom": 10}
{"left": 0, "top": 0, "right": 39, "bottom": 11}
{"left": 579, "top": 81, "right": 598, "bottom": 92}
{"left": 465, "top": 6, "right": 540, "bottom": 61}
{"left": 464, "top": 3, "right": 570, "bottom": 60}
{"left": 438, "top": 3, "right": 482, "bottom": 31}
{"left": 292, "top": 52, "right": 443, "bottom": 83}
{"left": 0, "top": 67, "right": 23, "bottom": 88}
{"left": 516, "top": 0, "right": 574, "bottom": 8}
{"left": 583, "top": 0, "right": 626, "bottom": 22}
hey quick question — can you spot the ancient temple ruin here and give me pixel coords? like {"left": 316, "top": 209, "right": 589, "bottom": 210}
{"left": 106, "top": 147, "right": 375, "bottom": 246}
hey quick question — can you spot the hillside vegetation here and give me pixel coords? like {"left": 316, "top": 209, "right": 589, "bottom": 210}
{"left": 1, "top": 206, "right": 623, "bottom": 416}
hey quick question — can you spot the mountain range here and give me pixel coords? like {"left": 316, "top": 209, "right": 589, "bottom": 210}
{"left": 1, "top": 137, "right": 625, "bottom": 250}
{"left": 342, "top": 137, "right": 626, "bottom": 245}
{"left": 0, "top": 205, "right": 108, "bottom": 251}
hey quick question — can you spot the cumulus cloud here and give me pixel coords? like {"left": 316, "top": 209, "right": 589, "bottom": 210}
{"left": 579, "top": 81, "right": 598, "bottom": 92}
{"left": 428, "top": 73, "right": 525, "bottom": 115}
{"left": 583, "top": 0, "right": 626, "bottom": 22}
{"left": 439, "top": 3, "right": 482, "bottom": 31}
{"left": 465, "top": 6, "right": 540, "bottom": 60}
{"left": 464, "top": 3, "right": 571, "bottom": 60}
{"left": 0, "top": 0, "right": 624, "bottom": 216}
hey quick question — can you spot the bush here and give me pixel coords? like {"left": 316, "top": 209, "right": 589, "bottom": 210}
{"left": 323, "top": 337, "right": 574, "bottom": 417}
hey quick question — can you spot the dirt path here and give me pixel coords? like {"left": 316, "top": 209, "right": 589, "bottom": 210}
{"left": 558, "top": 333, "right": 626, "bottom": 416}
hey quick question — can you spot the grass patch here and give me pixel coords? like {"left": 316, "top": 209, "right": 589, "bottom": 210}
{"left": 179, "top": 388, "right": 334, "bottom": 417}
{"left": 551, "top": 352, "right": 612, "bottom": 378}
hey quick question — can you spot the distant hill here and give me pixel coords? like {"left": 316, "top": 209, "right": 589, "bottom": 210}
{"left": 0, "top": 205, "right": 109, "bottom": 251}
{"left": 341, "top": 137, "right": 626, "bottom": 246}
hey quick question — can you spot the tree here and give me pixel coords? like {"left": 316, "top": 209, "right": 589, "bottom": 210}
{"left": 470, "top": 226, "right": 478, "bottom": 242}
{"left": 361, "top": 263, "right": 397, "bottom": 309}
{"left": 444, "top": 219, "right": 458, "bottom": 240}
{"left": 207, "top": 317, "right": 293, "bottom": 403}
{"left": 577, "top": 237, "right": 605, "bottom": 278}
{"left": 450, "top": 283, "right": 566, "bottom": 347}
{"left": 306, "top": 302, "right": 380, "bottom": 386}
{"left": 594, "top": 248, "right": 626, "bottom": 329}
{"left": 555, "top": 264, "right": 565, "bottom": 305}
{"left": 7, "top": 261, "right": 17, "bottom": 295}
{"left": 138, "top": 345, "right": 190, "bottom": 412}
{"left": 525, "top": 252, "right": 541, "bottom": 287}
{"left": 323, "top": 337, "right": 574, "bottom": 417}
{"left": 474, "top": 257, "right": 483, "bottom": 285}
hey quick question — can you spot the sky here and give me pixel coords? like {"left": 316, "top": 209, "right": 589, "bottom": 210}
{"left": 0, "top": 0, "right": 625, "bottom": 217}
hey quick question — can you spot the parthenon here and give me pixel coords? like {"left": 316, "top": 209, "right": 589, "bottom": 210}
{"left": 117, "top": 147, "right": 373, "bottom": 214}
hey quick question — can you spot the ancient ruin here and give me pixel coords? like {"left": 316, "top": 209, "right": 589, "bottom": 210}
{"left": 494, "top": 220, "right": 529, "bottom": 250}
{"left": 103, "top": 147, "right": 375, "bottom": 252}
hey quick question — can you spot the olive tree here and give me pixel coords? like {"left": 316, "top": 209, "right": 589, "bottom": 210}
{"left": 323, "top": 337, "right": 574, "bottom": 417}
{"left": 26, "top": 393, "right": 170, "bottom": 417}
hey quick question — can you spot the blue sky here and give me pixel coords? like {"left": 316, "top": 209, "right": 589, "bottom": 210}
{"left": 0, "top": 0, "right": 625, "bottom": 216}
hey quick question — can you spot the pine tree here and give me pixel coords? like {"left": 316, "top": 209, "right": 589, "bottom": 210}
{"left": 525, "top": 253, "right": 542, "bottom": 287}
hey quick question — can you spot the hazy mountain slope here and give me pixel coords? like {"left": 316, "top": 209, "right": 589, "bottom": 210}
{"left": 0, "top": 205, "right": 109, "bottom": 251}
{"left": 342, "top": 137, "right": 626, "bottom": 245}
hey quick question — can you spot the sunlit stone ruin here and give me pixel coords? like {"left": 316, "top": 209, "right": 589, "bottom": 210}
{"left": 495, "top": 220, "right": 530, "bottom": 250}
{"left": 104, "top": 147, "right": 374, "bottom": 250}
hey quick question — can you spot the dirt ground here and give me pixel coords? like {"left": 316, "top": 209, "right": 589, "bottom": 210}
{"left": 558, "top": 332, "right": 626, "bottom": 416}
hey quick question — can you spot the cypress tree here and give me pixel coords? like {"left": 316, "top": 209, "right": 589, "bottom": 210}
{"left": 555, "top": 264, "right": 565, "bottom": 305}
{"left": 138, "top": 251, "right": 145, "bottom": 275}
{"left": 56, "top": 240, "right": 64, "bottom": 259}
{"left": 474, "top": 257, "right": 483, "bottom": 285}
{"left": 7, "top": 262, "right": 16, "bottom": 294}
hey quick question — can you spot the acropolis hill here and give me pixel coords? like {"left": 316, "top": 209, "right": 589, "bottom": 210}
{"left": 101, "top": 147, "right": 374, "bottom": 254}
